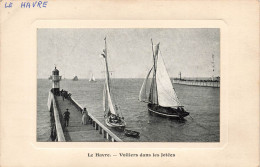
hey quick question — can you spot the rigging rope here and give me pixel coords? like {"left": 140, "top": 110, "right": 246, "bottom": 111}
{"left": 185, "top": 111, "right": 211, "bottom": 132}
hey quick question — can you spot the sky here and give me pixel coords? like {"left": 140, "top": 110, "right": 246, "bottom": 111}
{"left": 37, "top": 28, "right": 220, "bottom": 79}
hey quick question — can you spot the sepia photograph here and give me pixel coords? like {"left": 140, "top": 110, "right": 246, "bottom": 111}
{"left": 37, "top": 28, "right": 220, "bottom": 142}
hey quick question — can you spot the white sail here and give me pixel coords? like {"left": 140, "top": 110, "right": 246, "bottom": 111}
{"left": 89, "top": 73, "right": 96, "bottom": 81}
{"left": 103, "top": 83, "right": 108, "bottom": 112}
{"left": 103, "top": 80, "right": 116, "bottom": 114}
{"left": 106, "top": 82, "right": 116, "bottom": 115}
{"left": 139, "top": 66, "right": 153, "bottom": 102}
{"left": 156, "top": 50, "right": 182, "bottom": 107}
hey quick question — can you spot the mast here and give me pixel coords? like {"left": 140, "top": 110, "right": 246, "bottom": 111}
{"left": 149, "top": 39, "right": 159, "bottom": 104}
{"left": 103, "top": 37, "right": 110, "bottom": 87}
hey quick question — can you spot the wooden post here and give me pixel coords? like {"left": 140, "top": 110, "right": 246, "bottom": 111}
{"left": 106, "top": 133, "right": 109, "bottom": 140}
{"left": 99, "top": 127, "right": 102, "bottom": 134}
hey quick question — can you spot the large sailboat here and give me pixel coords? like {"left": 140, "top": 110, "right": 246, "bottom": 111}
{"left": 101, "top": 38, "right": 126, "bottom": 130}
{"left": 139, "top": 40, "right": 189, "bottom": 119}
{"left": 89, "top": 72, "right": 96, "bottom": 82}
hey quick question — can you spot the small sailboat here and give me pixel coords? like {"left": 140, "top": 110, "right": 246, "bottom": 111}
{"left": 101, "top": 37, "right": 126, "bottom": 130}
{"left": 89, "top": 73, "right": 96, "bottom": 82}
{"left": 72, "top": 76, "right": 78, "bottom": 81}
{"left": 139, "top": 40, "right": 189, "bottom": 119}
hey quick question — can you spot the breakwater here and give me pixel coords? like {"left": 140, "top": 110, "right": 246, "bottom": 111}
{"left": 173, "top": 79, "right": 220, "bottom": 88}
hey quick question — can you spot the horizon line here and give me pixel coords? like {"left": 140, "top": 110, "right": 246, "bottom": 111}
{"left": 37, "top": 76, "right": 220, "bottom": 79}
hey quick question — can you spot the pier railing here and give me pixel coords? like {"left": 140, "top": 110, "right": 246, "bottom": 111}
{"left": 69, "top": 97, "right": 123, "bottom": 142}
{"left": 48, "top": 91, "right": 66, "bottom": 142}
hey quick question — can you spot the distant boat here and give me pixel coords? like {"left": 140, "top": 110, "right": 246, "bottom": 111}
{"left": 89, "top": 73, "right": 96, "bottom": 82}
{"left": 72, "top": 76, "right": 78, "bottom": 81}
{"left": 101, "top": 38, "right": 126, "bottom": 130}
{"left": 48, "top": 75, "right": 52, "bottom": 80}
{"left": 139, "top": 40, "right": 189, "bottom": 119}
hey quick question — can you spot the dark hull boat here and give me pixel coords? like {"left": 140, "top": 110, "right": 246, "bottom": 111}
{"left": 148, "top": 104, "right": 189, "bottom": 118}
{"left": 124, "top": 129, "right": 140, "bottom": 138}
{"left": 139, "top": 40, "right": 189, "bottom": 119}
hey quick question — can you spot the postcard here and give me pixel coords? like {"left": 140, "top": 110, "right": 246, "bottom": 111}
{"left": 0, "top": 1, "right": 259, "bottom": 167}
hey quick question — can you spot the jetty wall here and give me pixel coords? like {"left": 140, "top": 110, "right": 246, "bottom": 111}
{"left": 47, "top": 91, "right": 66, "bottom": 142}
{"left": 173, "top": 79, "right": 220, "bottom": 88}
{"left": 69, "top": 97, "right": 123, "bottom": 142}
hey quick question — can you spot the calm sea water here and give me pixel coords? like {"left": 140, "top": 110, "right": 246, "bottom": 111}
{"left": 37, "top": 79, "right": 220, "bottom": 142}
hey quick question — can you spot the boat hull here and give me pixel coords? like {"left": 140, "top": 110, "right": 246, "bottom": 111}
{"left": 124, "top": 129, "right": 140, "bottom": 138}
{"left": 148, "top": 104, "right": 189, "bottom": 118}
{"left": 105, "top": 117, "right": 126, "bottom": 130}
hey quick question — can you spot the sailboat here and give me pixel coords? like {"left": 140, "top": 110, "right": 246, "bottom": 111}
{"left": 139, "top": 40, "right": 189, "bottom": 119}
{"left": 101, "top": 38, "right": 126, "bottom": 130}
{"left": 89, "top": 73, "right": 96, "bottom": 82}
{"left": 72, "top": 76, "right": 78, "bottom": 81}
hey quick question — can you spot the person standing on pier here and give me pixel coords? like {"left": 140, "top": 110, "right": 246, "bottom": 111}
{"left": 63, "top": 109, "right": 70, "bottom": 127}
{"left": 81, "top": 108, "right": 89, "bottom": 125}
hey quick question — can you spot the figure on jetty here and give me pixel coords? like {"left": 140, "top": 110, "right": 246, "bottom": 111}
{"left": 63, "top": 109, "right": 70, "bottom": 127}
{"left": 81, "top": 108, "right": 89, "bottom": 125}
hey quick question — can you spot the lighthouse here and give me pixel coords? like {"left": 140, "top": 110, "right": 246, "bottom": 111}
{"left": 51, "top": 66, "right": 61, "bottom": 95}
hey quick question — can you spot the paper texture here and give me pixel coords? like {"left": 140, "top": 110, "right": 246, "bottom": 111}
{"left": 0, "top": 0, "right": 259, "bottom": 167}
